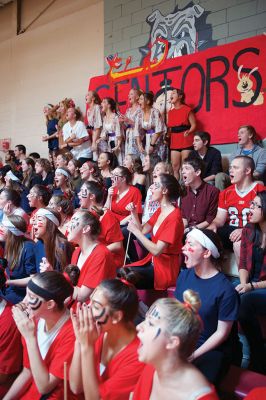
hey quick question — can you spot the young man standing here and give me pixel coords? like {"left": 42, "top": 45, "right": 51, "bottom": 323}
{"left": 14, "top": 144, "right": 26, "bottom": 168}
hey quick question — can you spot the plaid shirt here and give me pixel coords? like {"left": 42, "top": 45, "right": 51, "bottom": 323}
{"left": 239, "top": 224, "right": 266, "bottom": 281}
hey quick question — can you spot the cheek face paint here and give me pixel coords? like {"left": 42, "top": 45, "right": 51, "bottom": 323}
{"left": 187, "top": 247, "right": 194, "bottom": 253}
{"left": 153, "top": 328, "right": 161, "bottom": 340}
{"left": 81, "top": 189, "right": 88, "bottom": 199}
{"left": 91, "top": 306, "right": 109, "bottom": 325}
{"left": 37, "top": 221, "right": 44, "bottom": 227}
{"left": 29, "top": 297, "right": 43, "bottom": 310}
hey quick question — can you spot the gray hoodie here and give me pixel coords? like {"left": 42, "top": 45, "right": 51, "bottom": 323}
{"left": 230, "top": 144, "right": 266, "bottom": 177}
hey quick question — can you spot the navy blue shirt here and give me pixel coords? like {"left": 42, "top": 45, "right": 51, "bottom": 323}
{"left": 175, "top": 268, "right": 239, "bottom": 348}
{"left": 47, "top": 118, "right": 59, "bottom": 150}
{"left": 41, "top": 171, "right": 54, "bottom": 187}
{"left": 190, "top": 147, "right": 223, "bottom": 179}
{"left": 2, "top": 241, "right": 36, "bottom": 304}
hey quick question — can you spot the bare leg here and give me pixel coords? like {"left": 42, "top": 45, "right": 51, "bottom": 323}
{"left": 181, "top": 149, "right": 191, "bottom": 163}
{"left": 171, "top": 150, "right": 181, "bottom": 180}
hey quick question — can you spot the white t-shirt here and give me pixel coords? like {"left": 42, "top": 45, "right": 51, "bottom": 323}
{"left": 63, "top": 121, "right": 92, "bottom": 159}
{"left": 37, "top": 310, "right": 70, "bottom": 359}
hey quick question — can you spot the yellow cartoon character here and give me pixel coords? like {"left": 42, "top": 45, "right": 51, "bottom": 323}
{"left": 237, "top": 65, "right": 264, "bottom": 105}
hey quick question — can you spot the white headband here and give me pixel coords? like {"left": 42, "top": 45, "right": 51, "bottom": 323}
{"left": 55, "top": 168, "right": 70, "bottom": 178}
{"left": 45, "top": 104, "right": 53, "bottom": 109}
{"left": 2, "top": 219, "right": 25, "bottom": 236}
{"left": 6, "top": 170, "right": 20, "bottom": 182}
{"left": 36, "top": 208, "right": 60, "bottom": 227}
{"left": 187, "top": 229, "right": 220, "bottom": 259}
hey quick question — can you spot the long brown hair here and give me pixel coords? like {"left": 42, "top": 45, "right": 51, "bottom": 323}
{"left": 40, "top": 208, "right": 74, "bottom": 271}
{"left": 22, "top": 158, "right": 35, "bottom": 188}
{"left": 4, "top": 215, "right": 31, "bottom": 270}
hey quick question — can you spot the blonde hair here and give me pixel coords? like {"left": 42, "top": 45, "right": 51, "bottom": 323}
{"left": 154, "top": 290, "right": 202, "bottom": 359}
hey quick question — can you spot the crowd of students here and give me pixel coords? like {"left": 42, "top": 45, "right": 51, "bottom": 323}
{"left": 0, "top": 87, "right": 266, "bottom": 399}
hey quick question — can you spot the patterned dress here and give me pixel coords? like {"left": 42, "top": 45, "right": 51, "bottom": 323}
{"left": 134, "top": 107, "right": 167, "bottom": 161}
{"left": 100, "top": 114, "right": 124, "bottom": 164}
{"left": 124, "top": 105, "right": 141, "bottom": 156}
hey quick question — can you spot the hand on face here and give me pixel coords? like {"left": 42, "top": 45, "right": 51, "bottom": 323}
{"left": 12, "top": 305, "right": 35, "bottom": 340}
{"left": 70, "top": 303, "right": 102, "bottom": 348}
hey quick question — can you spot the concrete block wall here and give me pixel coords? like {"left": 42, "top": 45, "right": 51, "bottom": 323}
{"left": 104, "top": 0, "right": 266, "bottom": 153}
{"left": 104, "top": 0, "right": 266, "bottom": 68}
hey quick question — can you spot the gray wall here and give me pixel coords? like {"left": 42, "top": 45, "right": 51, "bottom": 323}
{"left": 104, "top": 0, "right": 266, "bottom": 69}
{"left": 104, "top": 0, "right": 266, "bottom": 152}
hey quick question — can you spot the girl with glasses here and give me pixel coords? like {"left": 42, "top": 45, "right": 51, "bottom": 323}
{"left": 236, "top": 190, "right": 266, "bottom": 373}
{"left": 118, "top": 174, "right": 183, "bottom": 289}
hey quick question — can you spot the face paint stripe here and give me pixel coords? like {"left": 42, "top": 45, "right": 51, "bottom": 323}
{"left": 153, "top": 328, "right": 161, "bottom": 340}
{"left": 29, "top": 297, "right": 43, "bottom": 310}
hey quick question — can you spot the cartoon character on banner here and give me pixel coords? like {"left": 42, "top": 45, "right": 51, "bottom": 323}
{"left": 237, "top": 65, "right": 264, "bottom": 105}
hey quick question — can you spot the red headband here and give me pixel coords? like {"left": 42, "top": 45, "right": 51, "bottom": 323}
{"left": 119, "top": 278, "right": 134, "bottom": 287}
{"left": 63, "top": 272, "right": 73, "bottom": 287}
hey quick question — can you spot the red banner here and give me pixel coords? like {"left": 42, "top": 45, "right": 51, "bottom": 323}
{"left": 89, "top": 35, "right": 266, "bottom": 144}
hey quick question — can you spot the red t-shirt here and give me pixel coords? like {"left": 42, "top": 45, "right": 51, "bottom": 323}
{"left": 98, "top": 209, "right": 125, "bottom": 268}
{"left": 127, "top": 207, "right": 184, "bottom": 290}
{"left": 21, "top": 318, "right": 77, "bottom": 400}
{"left": 133, "top": 365, "right": 219, "bottom": 400}
{"left": 245, "top": 388, "right": 266, "bottom": 400}
{"left": 218, "top": 182, "right": 265, "bottom": 228}
{"left": 71, "top": 243, "right": 116, "bottom": 289}
{"left": 0, "top": 301, "right": 23, "bottom": 398}
{"left": 167, "top": 105, "right": 193, "bottom": 149}
{"left": 110, "top": 186, "right": 142, "bottom": 223}
{"left": 95, "top": 335, "right": 145, "bottom": 400}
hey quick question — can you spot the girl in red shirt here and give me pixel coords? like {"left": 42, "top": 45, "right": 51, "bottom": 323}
{"left": 133, "top": 292, "right": 219, "bottom": 400}
{"left": 167, "top": 88, "right": 196, "bottom": 179}
{"left": 69, "top": 278, "right": 145, "bottom": 400}
{"left": 4, "top": 271, "right": 77, "bottom": 400}
{"left": 118, "top": 174, "right": 183, "bottom": 290}
{"left": 0, "top": 266, "right": 23, "bottom": 398}
{"left": 69, "top": 210, "right": 116, "bottom": 303}
{"left": 78, "top": 181, "right": 125, "bottom": 268}
{"left": 105, "top": 166, "right": 142, "bottom": 225}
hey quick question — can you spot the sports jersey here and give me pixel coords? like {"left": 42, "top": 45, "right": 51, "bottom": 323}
{"left": 218, "top": 182, "right": 265, "bottom": 228}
